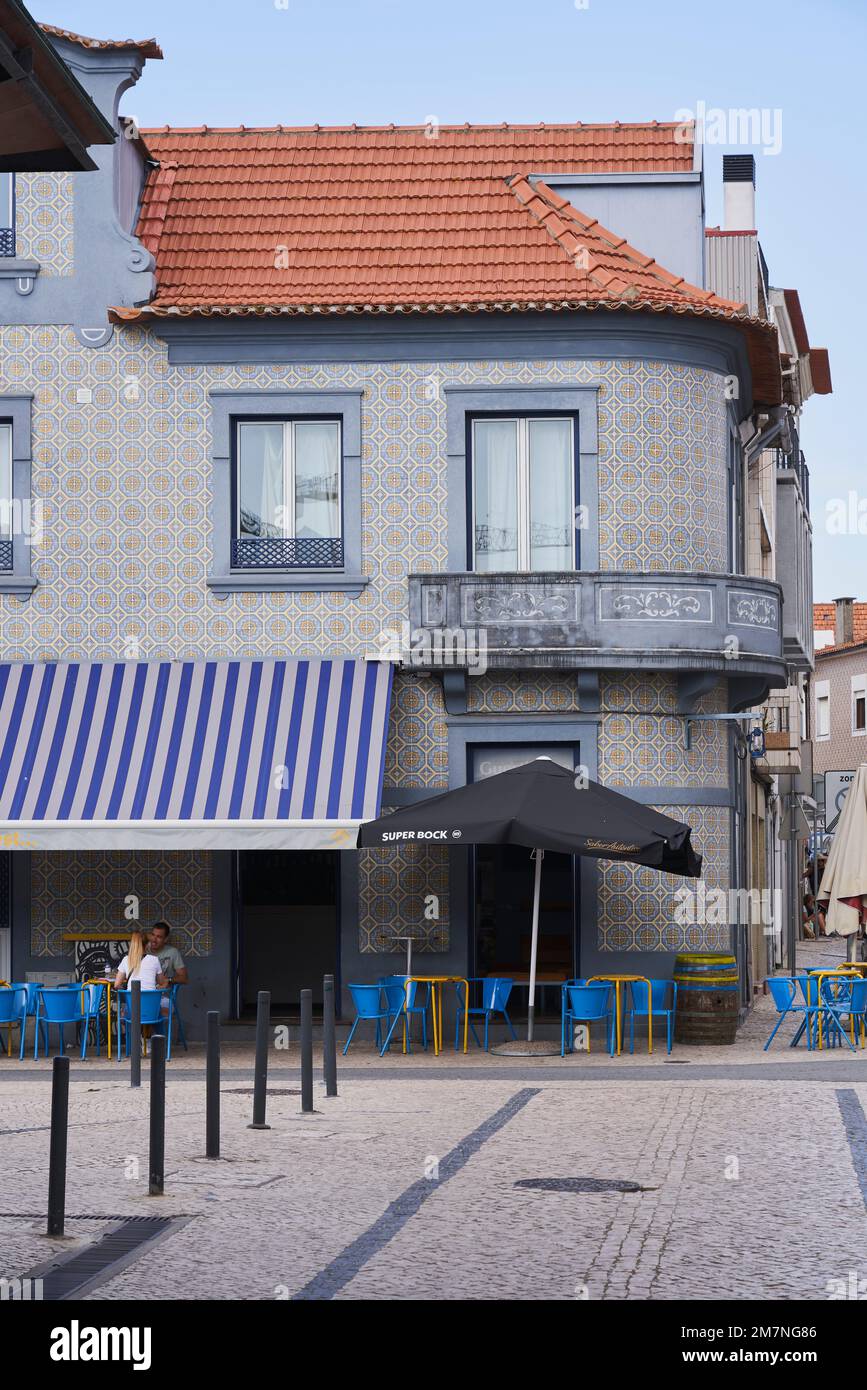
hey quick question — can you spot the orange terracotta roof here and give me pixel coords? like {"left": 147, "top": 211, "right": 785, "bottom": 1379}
{"left": 510, "top": 177, "right": 741, "bottom": 313}
{"left": 111, "top": 123, "right": 782, "bottom": 401}
{"left": 39, "top": 23, "right": 163, "bottom": 60}
{"left": 810, "top": 347, "right": 832, "bottom": 394}
{"left": 814, "top": 602, "right": 867, "bottom": 654}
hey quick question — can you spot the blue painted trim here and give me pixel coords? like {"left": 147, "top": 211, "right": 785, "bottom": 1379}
{"left": 152, "top": 311, "right": 754, "bottom": 418}
{"left": 207, "top": 388, "right": 365, "bottom": 594}
{"left": 446, "top": 386, "right": 600, "bottom": 572}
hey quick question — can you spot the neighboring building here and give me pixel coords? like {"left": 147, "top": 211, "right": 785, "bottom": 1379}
{"left": 812, "top": 599, "right": 867, "bottom": 830}
{"left": 0, "top": 3, "right": 116, "bottom": 172}
{"left": 706, "top": 156, "right": 831, "bottom": 986}
{"left": 0, "top": 28, "right": 826, "bottom": 1033}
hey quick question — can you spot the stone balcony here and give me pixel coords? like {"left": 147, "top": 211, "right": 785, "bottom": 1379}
{"left": 407, "top": 570, "right": 788, "bottom": 703}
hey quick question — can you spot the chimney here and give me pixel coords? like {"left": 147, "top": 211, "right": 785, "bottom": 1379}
{"left": 834, "top": 596, "right": 856, "bottom": 646}
{"left": 723, "top": 154, "right": 756, "bottom": 231}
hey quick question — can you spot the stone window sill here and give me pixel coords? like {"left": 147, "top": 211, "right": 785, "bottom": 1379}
{"left": 0, "top": 574, "right": 37, "bottom": 595}
{"left": 0, "top": 259, "right": 40, "bottom": 296}
{"left": 207, "top": 572, "right": 370, "bottom": 596}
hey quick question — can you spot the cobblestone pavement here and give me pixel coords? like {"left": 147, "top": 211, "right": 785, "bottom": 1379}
{"left": 1, "top": 942, "right": 861, "bottom": 1302}
{"left": 2, "top": 973, "right": 867, "bottom": 1302}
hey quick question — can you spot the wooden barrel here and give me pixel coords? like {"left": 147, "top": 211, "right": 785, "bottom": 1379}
{"left": 673, "top": 953, "right": 740, "bottom": 1044}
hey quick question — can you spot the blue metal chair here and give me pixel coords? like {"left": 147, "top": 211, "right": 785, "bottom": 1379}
{"left": 828, "top": 976, "right": 867, "bottom": 1048}
{"left": 454, "top": 978, "right": 516, "bottom": 1051}
{"left": 378, "top": 980, "right": 416, "bottom": 1055}
{"left": 626, "top": 979, "right": 677, "bottom": 1055}
{"left": 33, "top": 985, "right": 89, "bottom": 1059}
{"left": 343, "top": 982, "right": 399, "bottom": 1055}
{"left": 379, "top": 976, "right": 429, "bottom": 1051}
{"left": 0, "top": 986, "right": 27, "bottom": 1059}
{"left": 11, "top": 982, "right": 49, "bottom": 1059}
{"left": 764, "top": 977, "right": 816, "bottom": 1050}
{"left": 154, "top": 983, "right": 188, "bottom": 1053}
{"left": 818, "top": 975, "right": 860, "bottom": 1052}
{"left": 115, "top": 988, "right": 173, "bottom": 1061}
{"left": 561, "top": 981, "right": 615, "bottom": 1057}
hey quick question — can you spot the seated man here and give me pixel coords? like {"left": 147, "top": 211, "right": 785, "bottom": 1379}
{"left": 148, "top": 921, "right": 188, "bottom": 988}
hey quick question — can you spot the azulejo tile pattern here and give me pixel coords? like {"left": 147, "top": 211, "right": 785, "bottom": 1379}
{"left": 0, "top": 329, "right": 728, "bottom": 661}
{"left": 596, "top": 805, "right": 731, "bottom": 953}
{"left": 468, "top": 671, "right": 582, "bottom": 713}
{"left": 383, "top": 673, "right": 448, "bottom": 789}
{"left": 358, "top": 844, "right": 450, "bottom": 956}
{"left": 1, "top": 325, "right": 732, "bottom": 961}
{"left": 14, "top": 174, "right": 74, "bottom": 276}
{"left": 598, "top": 674, "right": 728, "bottom": 787}
{"left": 30, "top": 851, "right": 211, "bottom": 958}
{"left": 597, "top": 363, "right": 727, "bottom": 571}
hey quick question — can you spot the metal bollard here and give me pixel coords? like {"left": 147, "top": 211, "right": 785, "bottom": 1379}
{"left": 248, "top": 990, "right": 271, "bottom": 1130}
{"left": 323, "top": 974, "right": 337, "bottom": 1098}
{"left": 301, "top": 988, "right": 313, "bottom": 1113}
{"left": 206, "top": 1010, "right": 220, "bottom": 1159}
{"left": 47, "top": 1055, "right": 69, "bottom": 1237}
{"left": 130, "top": 978, "right": 141, "bottom": 1089}
{"left": 148, "top": 1033, "right": 166, "bottom": 1196}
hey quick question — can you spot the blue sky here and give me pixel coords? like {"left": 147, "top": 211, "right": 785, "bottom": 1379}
{"left": 40, "top": 0, "right": 864, "bottom": 599}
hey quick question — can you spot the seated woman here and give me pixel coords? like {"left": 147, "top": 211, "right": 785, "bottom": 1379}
{"left": 115, "top": 929, "right": 168, "bottom": 1043}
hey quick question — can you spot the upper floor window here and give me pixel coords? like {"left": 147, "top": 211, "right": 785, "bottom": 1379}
{"left": 815, "top": 680, "right": 830, "bottom": 740}
{"left": 470, "top": 415, "right": 576, "bottom": 572}
{"left": 0, "top": 422, "right": 11, "bottom": 569}
{"left": 233, "top": 417, "right": 342, "bottom": 570}
{"left": 0, "top": 175, "right": 13, "bottom": 257}
{"left": 852, "top": 675, "right": 866, "bottom": 736}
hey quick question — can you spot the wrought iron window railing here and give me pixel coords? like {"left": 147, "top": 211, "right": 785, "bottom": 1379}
{"left": 0, "top": 539, "right": 12, "bottom": 571}
{"left": 231, "top": 536, "right": 344, "bottom": 570}
{"left": 774, "top": 448, "right": 810, "bottom": 511}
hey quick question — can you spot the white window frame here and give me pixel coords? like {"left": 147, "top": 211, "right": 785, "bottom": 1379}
{"left": 815, "top": 679, "right": 830, "bottom": 741}
{"left": 852, "top": 674, "right": 867, "bottom": 737}
{"left": 235, "top": 417, "right": 342, "bottom": 542}
{"left": 470, "top": 415, "right": 576, "bottom": 573}
{"left": 0, "top": 422, "right": 12, "bottom": 540}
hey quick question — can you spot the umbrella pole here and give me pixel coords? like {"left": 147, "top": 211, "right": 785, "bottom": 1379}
{"left": 527, "top": 849, "right": 544, "bottom": 1043}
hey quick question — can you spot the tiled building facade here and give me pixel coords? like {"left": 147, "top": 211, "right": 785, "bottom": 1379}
{"left": 0, "top": 30, "right": 807, "bottom": 1032}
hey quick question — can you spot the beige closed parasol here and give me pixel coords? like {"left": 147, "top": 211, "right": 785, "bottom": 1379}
{"left": 817, "top": 764, "right": 867, "bottom": 960}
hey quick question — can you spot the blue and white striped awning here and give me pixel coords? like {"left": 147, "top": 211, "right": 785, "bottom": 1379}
{"left": 0, "top": 658, "right": 393, "bottom": 849}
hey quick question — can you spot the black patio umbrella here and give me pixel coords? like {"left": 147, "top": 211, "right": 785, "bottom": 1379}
{"left": 358, "top": 757, "right": 702, "bottom": 1041}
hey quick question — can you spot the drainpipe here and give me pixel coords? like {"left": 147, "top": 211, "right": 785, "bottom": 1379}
{"left": 743, "top": 405, "right": 794, "bottom": 465}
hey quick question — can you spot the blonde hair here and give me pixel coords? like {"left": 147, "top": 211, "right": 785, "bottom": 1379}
{"left": 127, "top": 929, "right": 149, "bottom": 977}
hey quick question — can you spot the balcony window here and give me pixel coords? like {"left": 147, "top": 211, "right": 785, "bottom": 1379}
{"left": 0, "top": 423, "right": 12, "bottom": 571}
{"left": 470, "top": 416, "right": 575, "bottom": 572}
{"left": 233, "top": 418, "right": 342, "bottom": 569}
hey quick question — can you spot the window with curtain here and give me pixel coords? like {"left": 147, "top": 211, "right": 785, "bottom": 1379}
{"left": 471, "top": 416, "right": 575, "bottom": 572}
{"left": 234, "top": 418, "right": 342, "bottom": 569}
{"left": 0, "top": 423, "right": 12, "bottom": 569}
